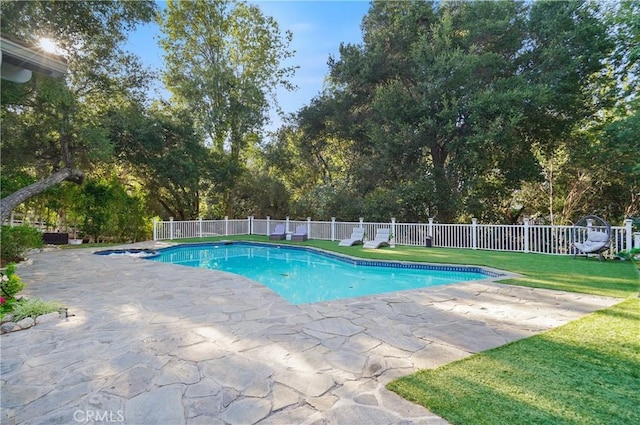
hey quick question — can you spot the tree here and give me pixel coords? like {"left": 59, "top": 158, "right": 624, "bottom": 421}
{"left": 600, "top": 0, "right": 640, "bottom": 219}
{"left": 109, "top": 102, "right": 209, "bottom": 220}
{"left": 291, "top": 0, "right": 615, "bottom": 223}
{"left": 159, "top": 0, "right": 296, "bottom": 217}
{"left": 0, "top": 0, "right": 156, "bottom": 221}
{"left": 521, "top": 0, "right": 615, "bottom": 224}
{"left": 327, "top": 0, "right": 536, "bottom": 222}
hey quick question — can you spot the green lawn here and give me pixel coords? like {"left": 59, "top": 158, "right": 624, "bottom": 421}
{"left": 387, "top": 298, "right": 640, "bottom": 425}
{"left": 174, "top": 235, "right": 640, "bottom": 298}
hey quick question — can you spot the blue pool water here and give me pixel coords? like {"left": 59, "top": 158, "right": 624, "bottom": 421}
{"left": 146, "top": 243, "right": 491, "bottom": 304}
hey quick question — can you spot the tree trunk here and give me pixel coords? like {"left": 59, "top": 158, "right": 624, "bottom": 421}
{"left": 0, "top": 168, "right": 85, "bottom": 222}
{"left": 430, "top": 143, "right": 455, "bottom": 223}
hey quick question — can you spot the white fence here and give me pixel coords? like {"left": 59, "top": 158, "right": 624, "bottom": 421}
{"left": 153, "top": 216, "right": 636, "bottom": 257}
{"left": 3, "top": 212, "right": 52, "bottom": 230}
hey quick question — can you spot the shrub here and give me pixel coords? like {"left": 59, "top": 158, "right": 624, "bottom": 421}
{"left": 1, "top": 263, "right": 26, "bottom": 299}
{"left": 1, "top": 225, "right": 44, "bottom": 264}
{"left": 615, "top": 248, "right": 640, "bottom": 262}
{"left": 0, "top": 296, "right": 17, "bottom": 319}
{"left": 9, "top": 298, "right": 64, "bottom": 322}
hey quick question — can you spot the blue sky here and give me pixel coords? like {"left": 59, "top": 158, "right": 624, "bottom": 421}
{"left": 125, "top": 1, "right": 372, "bottom": 130}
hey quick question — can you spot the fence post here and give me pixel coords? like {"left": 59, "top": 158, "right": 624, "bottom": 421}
{"left": 472, "top": 218, "right": 478, "bottom": 250}
{"left": 307, "top": 217, "right": 312, "bottom": 239}
{"left": 248, "top": 216, "right": 253, "bottom": 235}
{"left": 198, "top": 217, "right": 203, "bottom": 238}
{"left": 624, "top": 219, "right": 633, "bottom": 251}
{"left": 153, "top": 218, "right": 158, "bottom": 241}
{"left": 169, "top": 217, "right": 174, "bottom": 240}
{"left": 428, "top": 218, "right": 434, "bottom": 238}
{"left": 286, "top": 216, "right": 290, "bottom": 233}
{"left": 266, "top": 216, "right": 270, "bottom": 234}
{"left": 523, "top": 219, "right": 530, "bottom": 253}
{"left": 331, "top": 217, "right": 336, "bottom": 241}
{"left": 359, "top": 217, "right": 364, "bottom": 228}
{"left": 391, "top": 217, "right": 396, "bottom": 244}
{"left": 224, "top": 216, "right": 229, "bottom": 236}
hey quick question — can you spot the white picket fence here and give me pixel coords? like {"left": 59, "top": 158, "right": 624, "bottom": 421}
{"left": 153, "top": 216, "right": 637, "bottom": 257}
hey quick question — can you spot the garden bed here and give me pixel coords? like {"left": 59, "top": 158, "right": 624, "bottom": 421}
{"left": 1, "top": 309, "right": 68, "bottom": 334}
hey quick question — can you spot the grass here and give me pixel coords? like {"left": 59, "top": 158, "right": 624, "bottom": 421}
{"left": 8, "top": 298, "right": 65, "bottom": 321}
{"left": 387, "top": 298, "right": 640, "bottom": 425}
{"left": 172, "top": 235, "right": 640, "bottom": 299}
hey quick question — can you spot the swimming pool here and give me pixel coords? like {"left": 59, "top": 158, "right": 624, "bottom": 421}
{"left": 143, "top": 242, "right": 495, "bottom": 304}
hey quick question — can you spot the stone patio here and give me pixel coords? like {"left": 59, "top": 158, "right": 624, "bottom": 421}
{"left": 0, "top": 242, "right": 619, "bottom": 424}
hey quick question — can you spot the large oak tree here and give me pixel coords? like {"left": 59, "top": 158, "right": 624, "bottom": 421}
{"left": 0, "top": 0, "right": 156, "bottom": 221}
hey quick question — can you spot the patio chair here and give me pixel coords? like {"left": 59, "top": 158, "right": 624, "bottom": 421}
{"left": 339, "top": 227, "right": 365, "bottom": 246}
{"left": 269, "top": 224, "right": 286, "bottom": 240}
{"left": 363, "top": 228, "right": 390, "bottom": 249}
{"left": 291, "top": 225, "right": 308, "bottom": 241}
{"left": 572, "top": 215, "right": 611, "bottom": 261}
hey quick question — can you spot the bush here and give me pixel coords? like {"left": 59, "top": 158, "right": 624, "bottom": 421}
{"left": 615, "top": 248, "right": 640, "bottom": 262}
{"left": 1, "top": 225, "right": 44, "bottom": 265}
{"left": 9, "top": 298, "right": 64, "bottom": 322}
{"left": 0, "top": 297, "right": 17, "bottom": 318}
{"left": 1, "top": 263, "right": 26, "bottom": 299}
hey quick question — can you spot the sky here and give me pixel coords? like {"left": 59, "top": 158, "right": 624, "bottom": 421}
{"left": 124, "top": 1, "right": 372, "bottom": 131}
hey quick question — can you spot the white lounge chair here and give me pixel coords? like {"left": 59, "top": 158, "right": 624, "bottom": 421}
{"left": 363, "top": 228, "right": 390, "bottom": 249}
{"left": 291, "top": 225, "right": 308, "bottom": 241}
{"left": 338, "top": 227, "right": 365, "bottom": 246}
{"left": 269, "top": 224, "right": 286, "bottom": 240}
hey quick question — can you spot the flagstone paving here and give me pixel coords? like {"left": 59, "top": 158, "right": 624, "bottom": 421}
{"left": 1, "top": 243, "right": 619, "bottom": 424}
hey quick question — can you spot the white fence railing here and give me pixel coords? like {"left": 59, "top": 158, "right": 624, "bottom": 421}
{"left": 3, "top": 212, "right": 52, "bottom": 230}
{"left": 153, "top": 217, "right": 250, "bottom": 241}
{"left": 153, "top": 216, "right": 637, "bottom": 257}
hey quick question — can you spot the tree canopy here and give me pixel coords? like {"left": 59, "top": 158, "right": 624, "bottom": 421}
{"left": 1, "top": 0, "right": 637, "bottom": 238}
{"left": 279, "top": 0, "right": 635, "bottom": 224}
{"left": 158, "top": 0, "right": 296, "bottom": 217}
{"left": 0, "top": 0, "right": 157, "bottom": 222}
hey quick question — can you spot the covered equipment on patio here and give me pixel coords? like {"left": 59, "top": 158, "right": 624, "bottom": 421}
{"left": 572, "top": 215, "right": 611, "bottom": 261}
{"left": 339, "top": 227, "right": 365, "bottom": 246}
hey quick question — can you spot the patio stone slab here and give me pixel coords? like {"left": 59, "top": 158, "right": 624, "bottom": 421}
{"left": 326, "top": 404, "right": 402, "bottom": 424}
{"left": 275, "top": 370, "right": 335, "bottom": 397}
{"left": 271, "top": 383, "right": 300, "bottom": 411}
{"left": 257, "top": 405, "right": 318, "bottom": 425}
{"left": 201, "top": 356, "right": 274, "bottom": 392}
{"left": 185, "top": 377, "right": 223, "bottom": 399}
{"left": 125, "top": 385, "right": 185, "bottom": 425}
{"left": 1, "top": 243, "right": 621, "bottom": 424}
{"left": 304, "top": 316, "right": 364, "bottom": 336}
{"left": 0, "top": 385, "right": 55, "bottom": 409}
{"left": 366, "top": 327, "right": 427, "bottom": 352}
{"left": 104, "top": 366, "right": 156, "bottom": 398}
{"left": 184, "top": 393, "right": 224, "bottom": 419}
{"left": 219, "top": 398, "right": 272, "bottom": 425}
{"left": 156, "top": 359, "right": 200, "bottom": 386}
